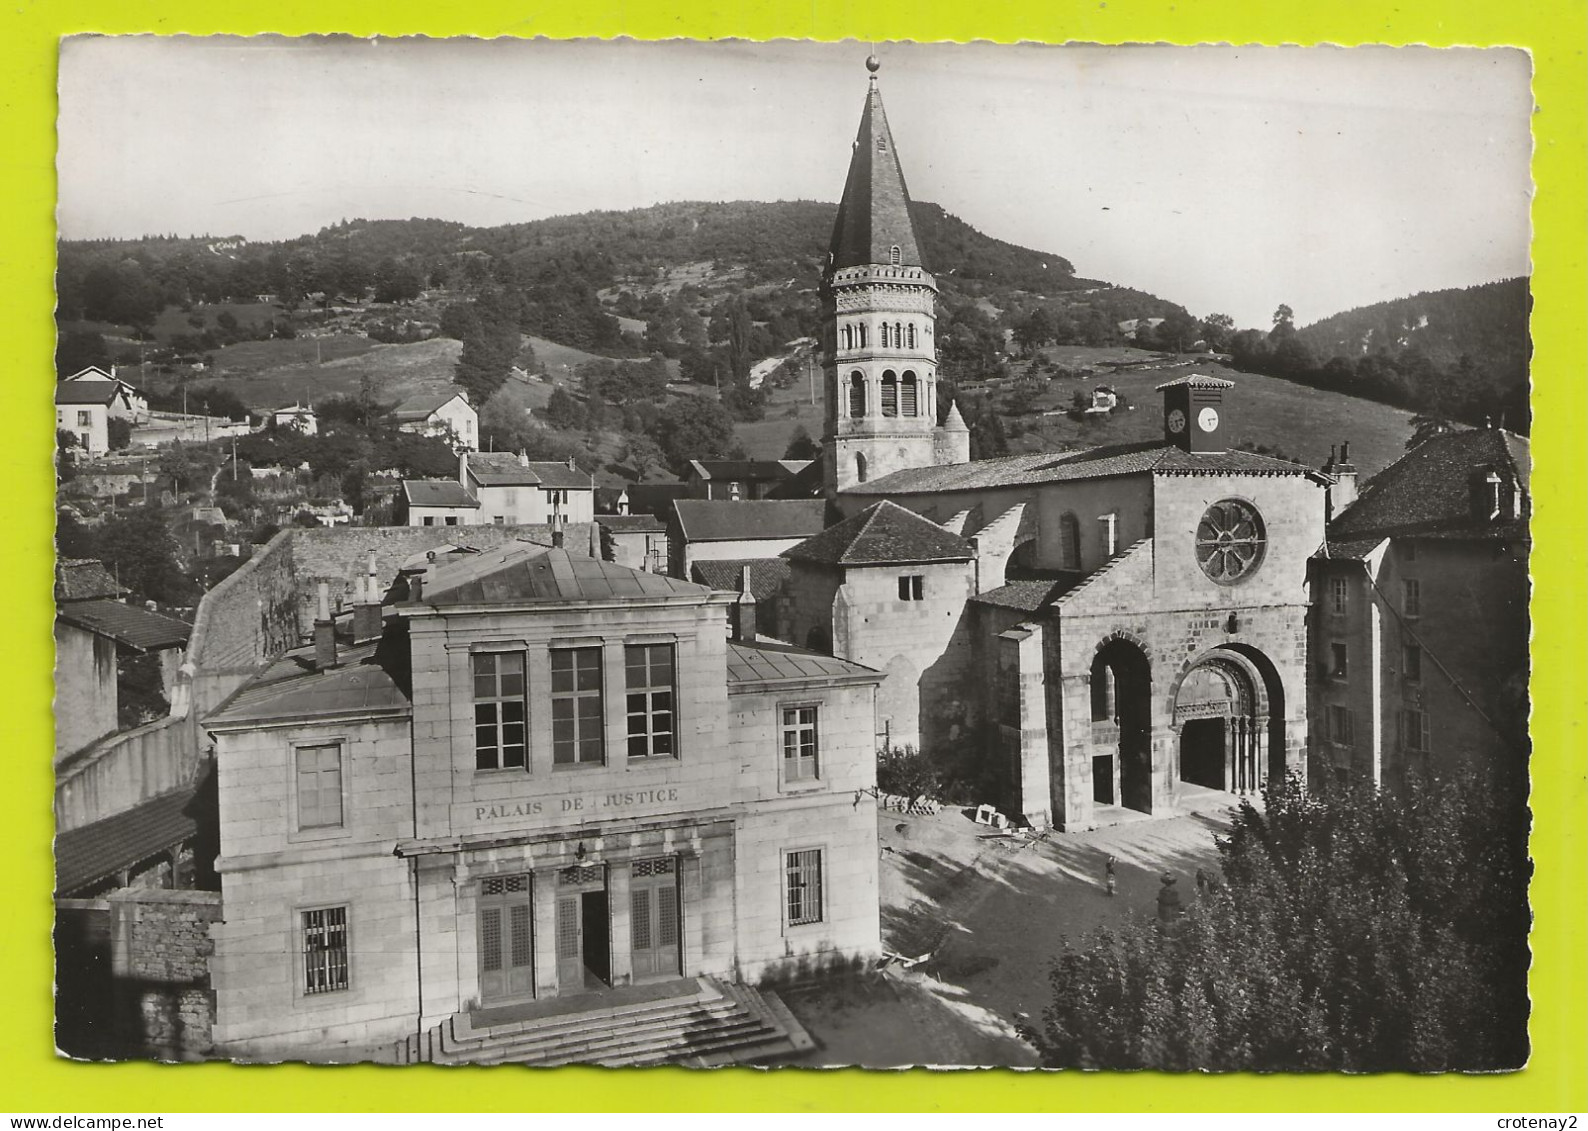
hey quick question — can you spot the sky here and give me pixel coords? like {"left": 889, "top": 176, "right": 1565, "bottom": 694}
{"left": 57, "top": 37, "right": 1533, "bottom": 330}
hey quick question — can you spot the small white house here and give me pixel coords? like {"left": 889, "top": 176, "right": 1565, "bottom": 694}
{"left": 56, "top": 379, "right": 132, "bottom": 455}
{"left": 272, "top": 404, "right": 319, "bottom": 436}
{"left": 393, "top": 390, "right": 478, "bottom": 451}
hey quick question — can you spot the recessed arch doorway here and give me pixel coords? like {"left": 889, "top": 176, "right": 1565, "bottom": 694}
{"left": 1172, "top": 648, "right": 1281, "bottom": 795}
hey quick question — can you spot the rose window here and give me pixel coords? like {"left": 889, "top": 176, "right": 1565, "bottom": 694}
{"left": 1195, "top": 499, "right": 1266, "bottom": 584}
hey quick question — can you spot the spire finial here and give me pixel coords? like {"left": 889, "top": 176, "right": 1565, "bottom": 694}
{"left": 866, "top": 50, "right": 880, "bottom": 80}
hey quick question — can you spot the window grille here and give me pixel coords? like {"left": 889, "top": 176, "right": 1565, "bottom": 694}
{"left": 479, "top": 907, "right": 502, "bottom": 972}
{"left": 302, "top": 906, "right": 349, "bottom": 995}
{"left": 1330, "top": 577, "right": 1349, "bottom": 616}
{"left": 482, "top": 874, "right": 529, "bottom": 896}
{"left": 785, "top": 849, "right": 824, "bottom": 926}
{"left": 473, "top": 652, "right": 527, "bottom": 770}
{"left": 632, "top": 857, "right": 676, "bottom": 878}
{"left": 559, "top": 865, "right": 604, "bottom": 885}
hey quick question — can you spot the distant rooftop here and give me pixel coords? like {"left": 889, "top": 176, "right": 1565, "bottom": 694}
{"left": 726, "top": 639, "right": 878, "bottom": 688}
{"left": 417, "top": 543, "right": 709, "bottom": 607}
{"left": 783, "top": 500, "right": 973, "bottom": 567}
{"left": 56, "top": 558, "right": 127, "bottom": 603}
{"left": 672, "top": 498, "right": 828, "bottom": 543}
{"left": 55, "top": 783, "right": 201, "bottom": 895}
{"left": 691, "top": 557, "right": 791, "bottom": 601}
{"left": 56, "top": 598, "right": 192, "bottom": 652}
{"left": 1330, "top": 427, "right": 1530, "bottom": 541}
{"left": 403, "top": 480, "right": 479, "bottom": 508}
{"left": 205, "top": 641, "right": 410, "bottom": 730}
{"left": 393, "top": 390, "right": 469, "bottom": 422}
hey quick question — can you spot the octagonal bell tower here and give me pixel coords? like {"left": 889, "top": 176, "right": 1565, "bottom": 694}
{"left": 822, "top": 57, "right": 956, "bottom": 497}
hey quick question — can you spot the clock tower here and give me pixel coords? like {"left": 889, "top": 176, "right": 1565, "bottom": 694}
{"left": 822, "top": 57, "right": 965, "bottom": 496}
{"left": 1158, "top": 373, "right": 1234, "bottom": 454}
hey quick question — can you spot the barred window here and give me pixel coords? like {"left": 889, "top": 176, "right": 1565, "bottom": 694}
{"left": 785, "top": 849, "right": 824, "bottom": 926}
{"left": 295, "top": 743, "right": 343, "bottom": 829}
{"left": 302, "top": 906, "right": 349, "bottom": 995}
{"left": 1330, "top": 576, "right": 1349, "bottom": 616}
{"left": 625, "top": 643, "right": 676, "bottom": 760}
{"left": 473, "top": 652, "right": 526, "bottom": 771}
{"left": 782, "top": 706, "right": 819, "bottom": 783}
{"left": 552, "top": 647, "right": 604, "bottom": 765}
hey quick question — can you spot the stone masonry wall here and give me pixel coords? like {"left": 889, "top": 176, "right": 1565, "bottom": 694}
{"left": 105, "top": 889, "right": 222, "bottom": 1061}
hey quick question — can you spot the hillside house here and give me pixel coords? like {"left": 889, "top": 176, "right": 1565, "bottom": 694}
{"left": 272, "top": 404, "right": 319, "bottom": 436}
{"left": 667, "top": 499, "right": 828, "bottom": 580}
{"left": 57, "top": 379, "right": 133, "bottom": 456}
{"left": 393, "top": 390, "right": 478, "bottom": 451}
{"left": 63, "top": 365, "right": 151, "bottom": 423}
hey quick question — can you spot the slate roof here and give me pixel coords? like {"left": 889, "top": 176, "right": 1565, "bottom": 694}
{"left": 726, "top": 639, "right": 878, "bottom": 687}
{"left": 524, "top": 461, "right": 593, "bottom": 489}
{"left": 969, "top": 575, "right": 1086, "bottom": 613}
{"left": 1320, "top": 537, "right": 1388, "bottom": 562}
{"left": 1330, "top": 428, "right": 1530, "bottom": 541}
{"left": 55, "top": 380, "right": 123, "bottom": 406}
{"left": 845, "top": 440, "right": 1310, "bottom": 497}
{"left": 403, "top": 480, "right": 480, "bottom": 508}
{"left": 464, "top": 452, "right": 543, "bottom": 487}
{"left": 205, "top": 642, "right": 411, "bottom": 729}
{"left": 56, "top": 599, "right": 192, "bottom": 652}
{"left": 829, "top": 75, "right": 923, "bottom": 270}
{"left": 782, "top": 500, "right": 973, "bottom": 567}
{"left": 420, "top": 543, "right": 709, "bottom": 606}
{"left": 672, "top": 499, "right": 829, "bottom": 543}
{"left": 56, "top": 558, "right": 127, "bottom": 602}
{"left": 691, "top": 557, "right": 792, "bottom": 601}
{"left": 55, "top": 784, "right": 200, "bottom": 895}
{"left": 598, "top": 514, "right": 667, "bottom": 533}
{"left": 393, "top": 390, "right": 468, "bottom": 422}
{"left": 688, "top": 459, "right": 812, "bottom": 483}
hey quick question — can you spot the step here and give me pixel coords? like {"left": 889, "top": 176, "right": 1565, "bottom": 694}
{"left": 451, "top": 979, "right": 720, "bottom": 1043}
{"left": 444, "top": 995, "right": 744, "bottom": 1056}
{"left": 439, "top": 1001, "right": 763, "bottom": 1066}
{"left": 442, "top": 990, "right": 727, "bottom": 1056}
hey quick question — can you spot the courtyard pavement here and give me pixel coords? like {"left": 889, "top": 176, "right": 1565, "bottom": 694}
{"left": 776, "top": 788, "right": 1256, "bottom": 1068}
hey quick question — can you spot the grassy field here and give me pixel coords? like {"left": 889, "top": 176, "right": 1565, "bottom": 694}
{"left": 191, "top": 337, "right": 463, "bottom": 412}
{"left": 737, "top": 348, "right": 1416, "bottom": 476}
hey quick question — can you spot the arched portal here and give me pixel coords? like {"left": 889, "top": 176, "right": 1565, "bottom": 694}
{"left": 1171, "top": 648, "right": 1278, "bottom": 795}
{"left": 1092, "top": 638, "right": 1152, "bottom": 813}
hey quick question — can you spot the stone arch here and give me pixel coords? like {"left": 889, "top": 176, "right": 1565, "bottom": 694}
{"left": 901, "top": 371, "right": 919, "bottom": 416}
{"left": 881, "top": 370, "right": 899, "bottom": 417}
{"left": 1168, "top": 645, "right": 1282, "bottom": 794}
{"left": 1091, "top": 635, "right": 1152, "bottom": 812}
{"left": 848, "top": 371, "right": 867, "bottom": 417}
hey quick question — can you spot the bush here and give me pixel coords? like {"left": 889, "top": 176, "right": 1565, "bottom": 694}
{"left": 876, "top": 743, "right": 942, "bottom": 799}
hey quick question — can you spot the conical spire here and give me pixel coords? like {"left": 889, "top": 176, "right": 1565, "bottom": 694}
{"left": 828, "top": 60, "right": 923, "bottom": 271}
{"left": 943, "top": 399, "right": 969, "bottom": 431}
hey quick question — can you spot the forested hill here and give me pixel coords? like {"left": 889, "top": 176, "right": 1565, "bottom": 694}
{"left": 1296, "top": 278, "right": 1531, "bottom": 390}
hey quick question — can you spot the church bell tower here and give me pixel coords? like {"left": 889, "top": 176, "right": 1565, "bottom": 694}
{"left": 822, "top": 56, "right": 962, "bottom": 497}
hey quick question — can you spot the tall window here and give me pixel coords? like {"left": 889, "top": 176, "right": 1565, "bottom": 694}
{"left": 552, "top": 647, "right": 604, "bottom": 765}
{"left": 1402, "top": 579, "right": 1422, "bottom": 619}
{"left": 841, "top": 325, "right": 853, "bottom": 350}
{"left": 474, "top": 652, "right": 527, "bottom": 770}
{"left": 1330, "top": 642, "right": 1349, "bottom": 680}
{"left": 1059, "top": 513, "right": 1081, "bottom": 571}
{"left": 1328, "top": 705, "right": 1355, "bottom": 745}
{"left": 295, "top": 743, "right": 343, "bottom": 829}
{"left": 625, "top": 643, "right": 675, "bottom": 760}
{"left": 894, "top": 321, "right": 903, "bottom": 348}
{"left": 302, "top": 906, "right": 349, "bottom": 995}
{"left": 857, "top": 324, "right": 867, "bottom": 348}
{"left": 898, "top": 575, "right": 924, "bottom": 601}
{"left": 785, "top": 848, "right": 824, "bottom": 926}
{"left": 901, "top": 372, "right": 918, "bottom": 416}
{"left": 907, "top": 323, "right": 917, "bottom": 349}
{"left": 879, "top": 323, "right": 890, "bottom": 348}
{"left": 889, "top": 244, "right": 902, "bottom": 265}
{"left": 1330, "top": 576, "right": 1349, "bottom": 616}
{"left": 781, "top": 706, "right": 819, "bottom": 783}
{"left": 1402, "top": 642, "right": 1423, "bottom": 682}
{"left": 1403, "top": 708, "right": 1431, "bottom": 752}
{"left": 855, "top": 454, "right": 868, "bottom": 483}
{"left": 880, "top": 372, "right": 898, "bottom": 417}
{"left": 848, "top": 372, "right": 867, "bottom": 417}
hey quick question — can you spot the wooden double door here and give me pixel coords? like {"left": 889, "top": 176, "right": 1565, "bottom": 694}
{"left": 629, "top": 857, "right": 681, "bottom": 981}
{"left": 477, "top": 874, "right": 535, "bottom": 1005}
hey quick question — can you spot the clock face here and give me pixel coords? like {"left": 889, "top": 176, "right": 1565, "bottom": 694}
{"left": 1198, "top": 407, "right": 1220, "bottom": 433}
{"left": 1167, "top": 408, "right": 1187, "bottom": 434}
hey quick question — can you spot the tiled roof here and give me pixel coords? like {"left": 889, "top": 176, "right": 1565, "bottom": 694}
{"left": 691, "top": 557, "right": 792, "bottom": 601}
{"left": 598, "top": 514, "right": 666, "bottom": 533}
{"left": 763, "top": 459, "right": 825, "bottom": 500}
{"left": 524, "top": 461, "right": 593, "bottom": 489}
{"left": 783, "top": 500, "right": 973, "bottom": 567}
{"left": 465, "top": 452, "right": 542, "bottom": 487}
{"left": 421, "top": 543, "right": 709, "bottom": 606}
{"left": 55, "top": 380, "right": 122, "bottom": 406}
{"left": 1330, "top": 428, "right": 1530, "bottom": 540}
{"left": 969, "top": 575, "right": 1086, "bottom": 613}
{"left": 55, "top": 784, "right": 200, "bottom": 894}
{"left": 672, "top": 498, "right": 829, "bottom": 543}
{"left": 726, "top": 639, "right": 879, "bottom": 686}
{"left": 55, "top": 559, "right": 127, "bottom": 602}
{"left": 621, "top": 483, "right": 692, "bottom": 519}
{"left": 1154, "top": 374, "right": 1236, "bottom": 390}
{"left": 829, "top": 81, "right": 922, "bottom": 270}
{"left": 1320, "top": 537, "right": 1388, "bottom": 561}
{"left": 846, "top": 441, "right": 1309, "bottom": 497}
{"left": 403, "top": 480, "right": 480, "bottom": 508}
{"left": 392, "top": 390, "right": 468, "bottom": 422}
{"left": 205, "top": 642, "right": 411, "bottom": 728}
{"left": 56, "top": 599, "right": 192, "bottom": 652}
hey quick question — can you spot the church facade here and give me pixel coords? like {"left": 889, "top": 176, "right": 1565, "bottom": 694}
{"left": 783, "top": 61, "right": 1332, "bottom": 830}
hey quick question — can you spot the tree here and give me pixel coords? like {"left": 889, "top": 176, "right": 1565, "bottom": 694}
{"left": 650, "top": 396, "right": 741, "bottom": 476}
{"left": 1020, "top": 772, "right": 1529, "bottom": 1072}
{"left": 1013, "top": 307, "right": 1058, "bottom": 356}
{"left": 158, "top": 440, "right": 203, "bottom": 496}
{"left": 1199, "top": 313, "right": 1235, "bottom": 353}
{"left": 545, "top": 387, "right": 586, "bottom": 431}
{"left": 107, "top": 417, "right": 133, "bottom": 451}
{"left": 783, "top": 426, "right": 820, "bottom": 460}
{"left": 94, "top": 509, "right": 197, "bottom": 605}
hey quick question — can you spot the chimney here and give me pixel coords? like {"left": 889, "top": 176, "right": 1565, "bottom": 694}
{"left": 732, "top": 564, "right": 758, "bottom": 644}
{"left": 617, "top": 489, "right": 630, "bottom": 516}
{"left": 314, "top": 582, "right": 338, "bottom": 670}
{"left": 567, "top": 455, "right": 576, "bottom": 471}
{"left": 352, "top": 548, "right": 383, "bottom": 643}
{"left": 518, "top": 448, "right": 529, "bottom": 468}
{"left": 458, "top": 449, "right": 469, "bottom": 487}
{"left": 1325, "top": 438, "right": 1359, "bottom": 521}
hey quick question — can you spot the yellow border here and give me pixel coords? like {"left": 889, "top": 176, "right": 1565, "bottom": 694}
{"left": 7, "top": 1, "right": 1584, "bottom": 1114}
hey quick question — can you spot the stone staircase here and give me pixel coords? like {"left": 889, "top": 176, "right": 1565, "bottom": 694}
{"left": 390, "top": 977, "right": 814, "bottom": 1067}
